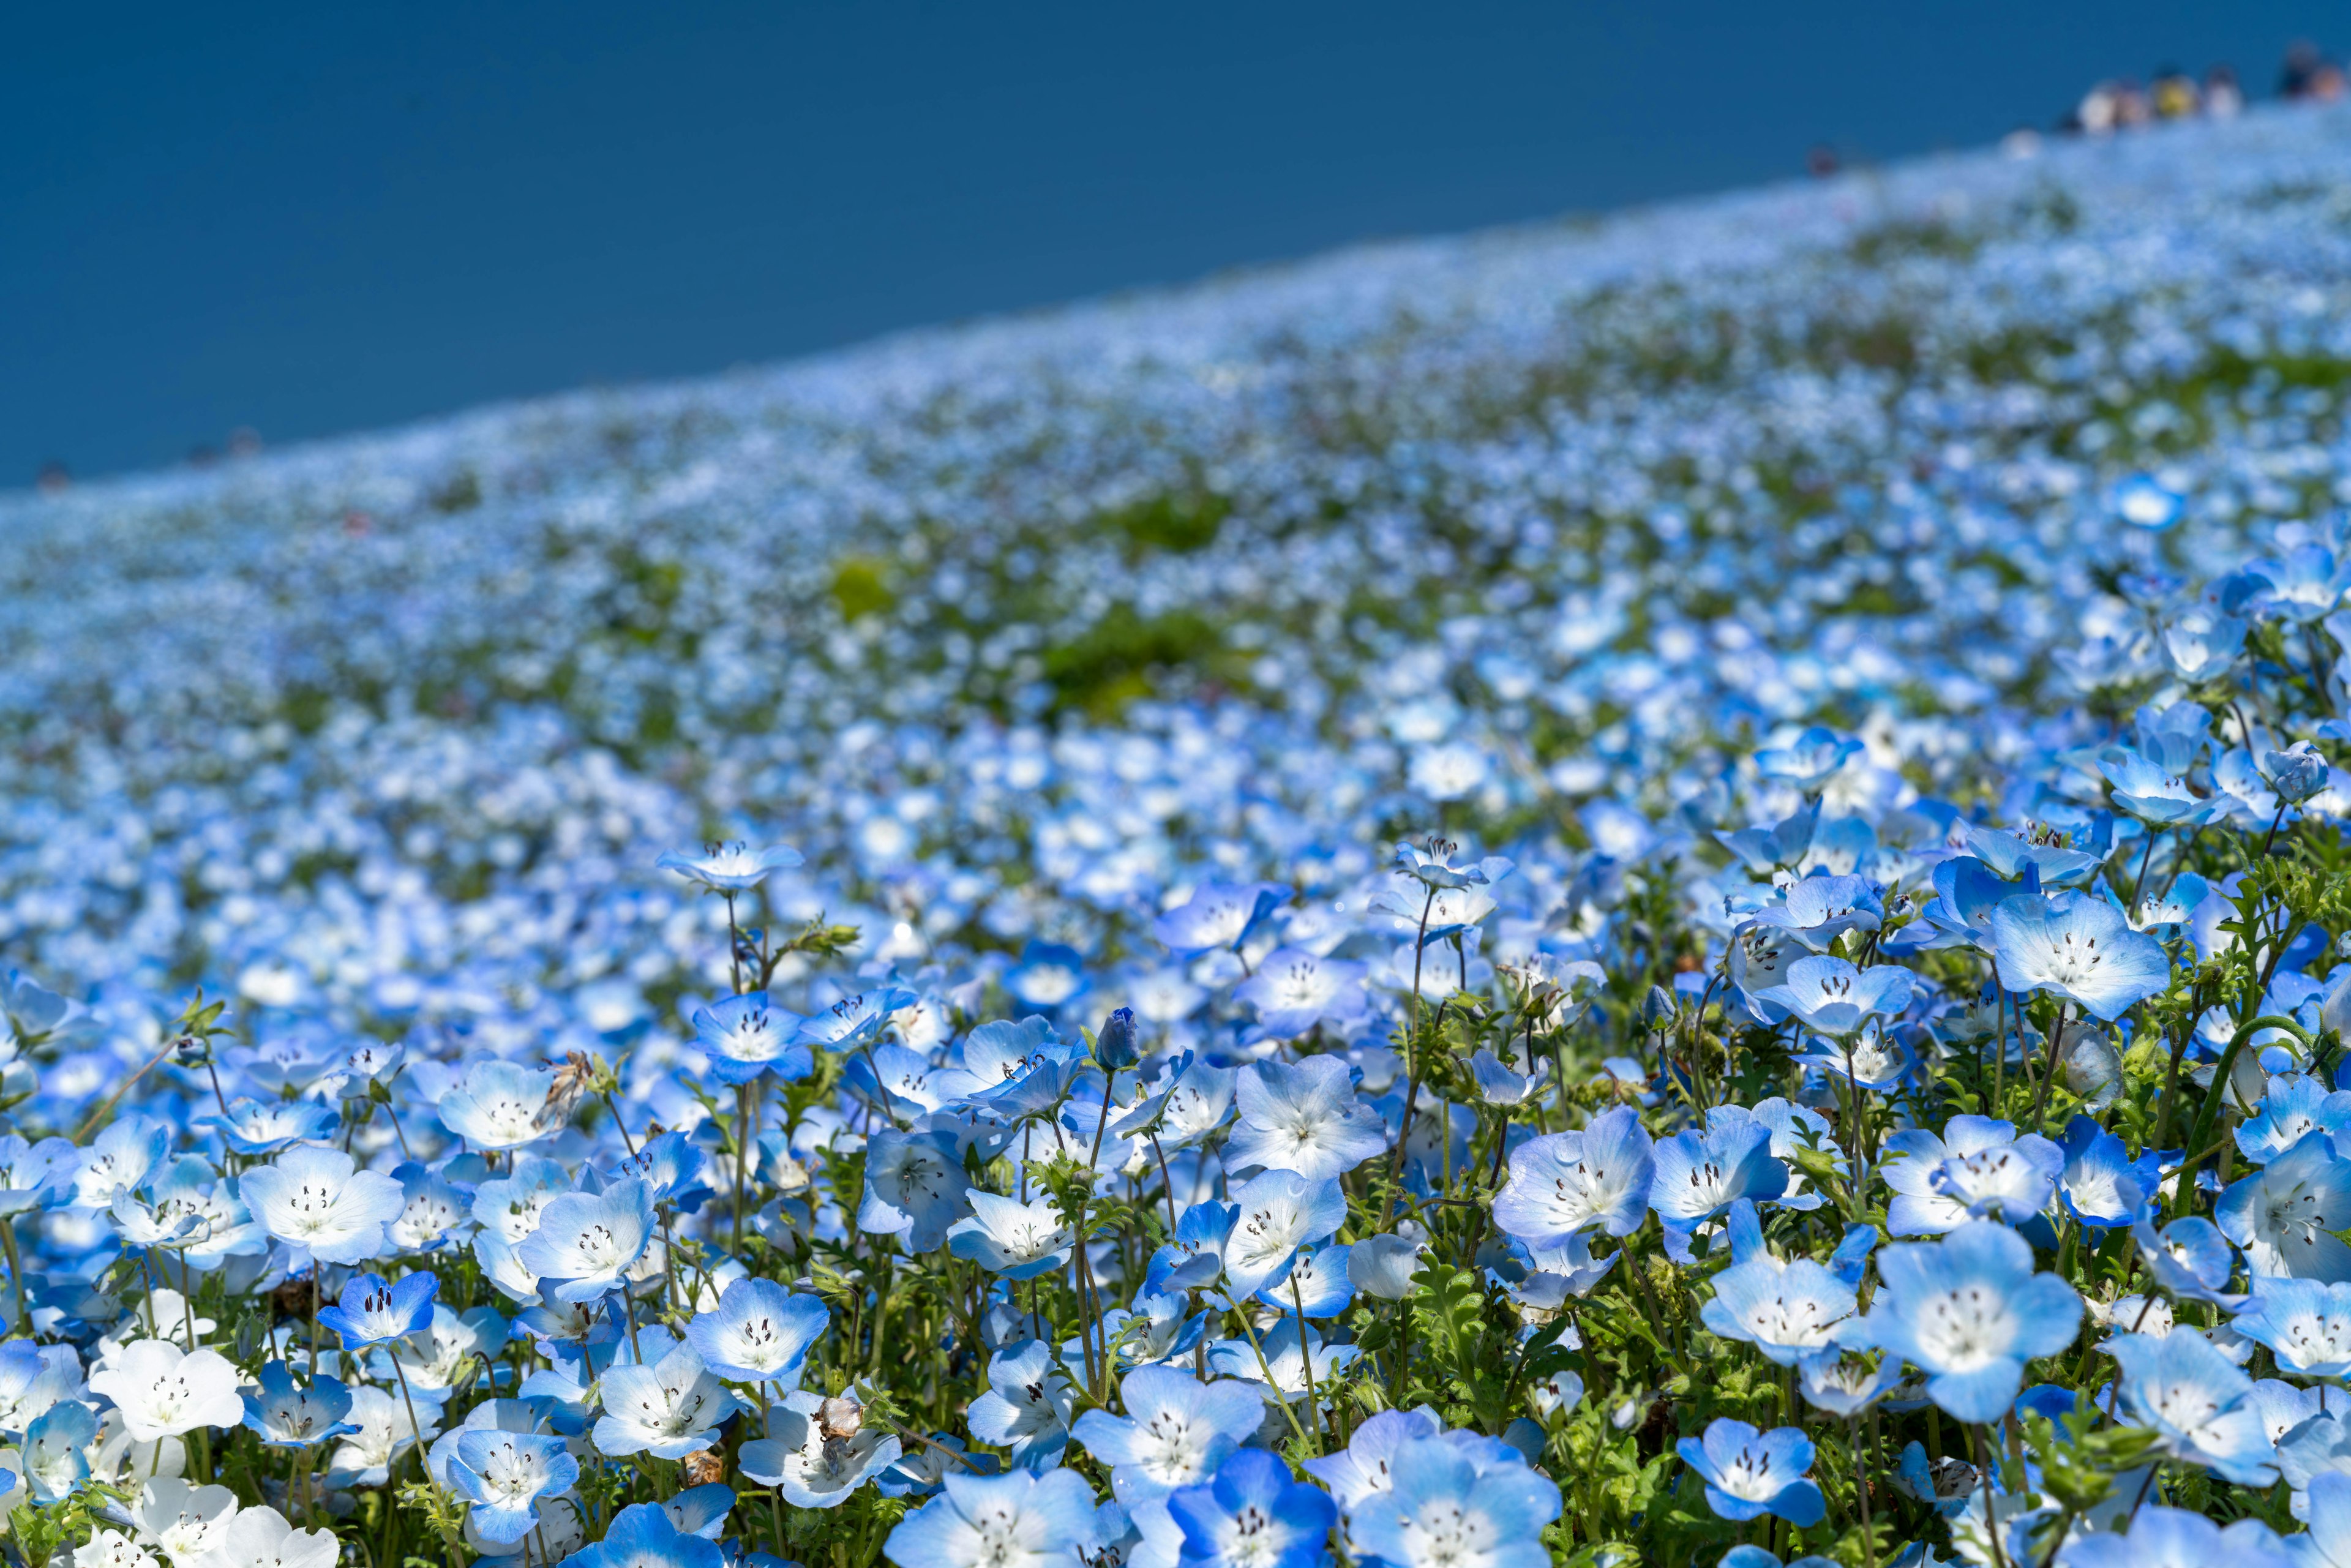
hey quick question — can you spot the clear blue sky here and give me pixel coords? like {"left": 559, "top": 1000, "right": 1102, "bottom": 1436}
{"left": 6, "top": 1, "right": 2341, "bottom": 482}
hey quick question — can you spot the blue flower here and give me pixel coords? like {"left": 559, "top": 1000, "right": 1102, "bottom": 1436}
{"left": 1650, "top": 1108, "right": 1788, "bottom": 1233}
{"left": 514, "top": 1177, "right": 658, "bottom": 1302}
{"left": 2099, "top": 748, "right": 2225, "bottom": 827}
{"left": 966, "top": 1339, "right": 1074, "bottom": 1471}
{"left": 1752, "top": 956, "right": 1912, "bottom": 1037}
{"left": 21, "top": 1401, "right": 91, "bottom": 1502}
{"left": 1673, "top": 1419, "right": 1824, "bottom": 1527}
{"left": 1234, "top": 951, "right": 1371, "bottom": 1039}
{"left": 1258, "top": 1242, "right": 1353, "bottom": 1319}
{"left": 593, "top": 1342, "right": 742, "bottom": 1458}
{"left": 883, "top": 1467, "right": 1100, "bottom": 1568}
{"left": 2218, "top": 1133, "right": 2351, "bottom": 1281}
{"left": 1074, "top": 1364, "right": 1264, "bottom": 1503}
{"left": 1166, "top": 1448, "right": 1335, "bottom": 1568}
{"left": 1153, "top": 882, "right": 1292, "bottom": 954}
{"left": 1701, "top": 1240, "right": 1858, "bottom": 1366}
{"left": 857, "top": 1128, "right": 974, "bottom": 1253}
{"left": 436, "top": 1059, "right": 557, "bottom": 1152}
{"left": 317, "top": 1270, "right": 438, "bottom": 1349}
{"left": 1226, "top": 1057, "right": 1388, "bottom": 1182}
{"left": 1753, "top": 726, "right": 1862, "bottom": 792}
{"left": 1218, "top": 1171, "right": 1346, "bottom": 1300}
{"left": 448, "top": 1428, "right": 580, "bottom": 1544}
{"left": 655, "top": 841, "right": 803, "bottom": 891}
{"left": 2053, "top": 1505, "right": 2290, "bottom": 1567}
{"left": 1878, "top": 1115, "right": 2063, "bottom": 1236}
{"left": 2293, "top": 1470, "right": 2351, "bottom": 1568}
{"left": 1491, "top": 1106, "right": 1655, "bottom": 1247}
{"left": 1745, "top": 874, "right": 1883, "bottom": 952}
{"left": 684, "top": 1275, "right": 829, "bottom": 1386}
{"left": 2131, "top": 1210, "right": 2247, "bottom": 1308}
{"left": 691, "top": 992, "right": 814, "bottom": 1087}
{"left": 2109, "top": 1328, "right": 2279, "bottom": 1485}
{"left": 1989, "top": 891, "right": 2171, "bottom": 1022}
{"left": 2228, "top": 1278, "right": 2351, "bottom": 1378}
{"left": 241, "top": 1360, "right": 358, "bottom": 1449}
{"left": 2058, "top": 1118, "right": 2159, "bottom": 1229}
{"left": 565, "top": 1502, "right": 727, "bottom": 1568}
{"left": 1344, "top": 1433, "right": 1561, "bottom": 1568}
{"left": 2238, "top": 1075, "right": 2351, "bottom": 1166}
{"left": 198, "top": 1097, "right": 341, "bottom": 1157}
{"left": 1861, "top": 1221, "right": 2081, "bottom": 1422}
{"left": 947, "top": 1192, "right": 1075, "bottom": 1280}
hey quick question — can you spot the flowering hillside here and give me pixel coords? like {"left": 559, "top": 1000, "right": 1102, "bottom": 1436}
{"left": 4, "top": 102, "right": 2351, "bottom": 1568}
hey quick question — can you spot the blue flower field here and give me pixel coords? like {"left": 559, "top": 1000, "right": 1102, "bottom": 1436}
{"left": 7, "top": 102, "right": 2351, "bottom": 1568}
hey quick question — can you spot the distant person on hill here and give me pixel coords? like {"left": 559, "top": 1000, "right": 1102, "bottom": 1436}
{"left": 2205, "top": 64, "right": 2244, "bottom": 119}
{"left": 2076, "top": 80, "right": 2119, "bottom": 135}
{"left": 2151, "top": 67, "right": 2199, "bottom": 119}
{"left": 2112, "top": 77, "right": 2154, "bottom": 128}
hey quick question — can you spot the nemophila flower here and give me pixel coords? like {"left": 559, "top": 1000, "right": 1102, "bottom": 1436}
{"left": 1234, "top": 950, "right": 1370, "bottom": 1038}
{"left": 1302, "top": 1409, "right": 1442, "bottom": 1511}
{"left": 740, "top": 1390, "right": 903, "bottom": 1509}
{"left": 1989, "top": 891, "right": 2170, "bottom": 1021}
{"left": 448, "top": 1429, "right": 580, "bottom": 1544}
{"left": 1466, "top": 1049, "right": 1548, "bottom": 1106}
{"left": 1650, "top": 1108, "right": 1787, "bottom": 1234}
{"left": 2099, "top": 749, "right": 2226, "bottom": 827}
{"left": 0, "top": 1342, "right": 84, "bottom": 1436}
{"left": 948, "top": 1192, "right": 1074, "bottom": 1280}
{"left": 2229, "top": 1279, "right": 2351, "bottom": 1377}
{"left": 858, "top": 1128, "right": 973, "bottom": 1253}
{"left": 2109, "top": 1329, "right": 2279, "bottom": 1485}
{"left": 1746, "top": 874, "right": 1883, "bottom": 952}
{"left": 1259, "top": 1242, "right": 1352, "bottom": 1318}
{"left": 1391, "top": 841, "right": 1501, "bottom": 893}
{"left": 1226, "top": 1057, "right": 1387, "bottom": 1181}
{"left": 238, "top": 1146, "right": 407, "bottom": 1266}
{"left": 690, "top": 992, "right": 813, "bottom": 1086}
{"left": 1752, "top": 956, "right": 1911, "bottom": 1037}
{"left": 2219, "top": 1133, "right": 2351, "bottom": 1281}
{"left": 593, "top": 1341, "right": 741, "bottom": 1458}
{"left": 327, "top": 1386, "right": 438, "bottom": 1489}
{"left": 437, "top": 1059, "right": 555, "bottom": 1151}
{"left": 553, "top": 1502, "right": 727, "bottom": 1568}
{"left": 1220, "top": 1170, "right": 1346, "bottom": 1298}
{"left": 89, "top": 1340, "right": 244, "bottom": 1441}
{"left": 1879, "top": 1116, "right": 2063, "bottom": 1236}
{"left": 967, "top": 1339, "right": 1075, "bottom": 1471}
{"left": 883, "top": 1466, "right": 1098, "bottom": 1568}
{"left": 1075, "top": 1365, "right": 1264, "bottom": 1504}
{"left": 515, "top": 1177, "right": 657, "bottom": 1302}
{"left": 472, "top": 1154, "right": 574, "bottom": 1244}
{"left": 655, "top": 841, "right": 802, "bottom": 891}
{"left": 1154, "top": 882, "right": 1292, "bottom": 955}
{"left": 684, "top": 1276, "right": 828, "bottom": 1386}
{"left": 1158, "top": 1065, "right": 1239, "bottom": 1147}
{"left": 2240, "top": 1075, "right": 2351, "bottom": 1165}
{"left": 1792, "top": 1017, "right": 1918, "bottom": 1095}
{"left": 1862, "top": 1221, "right": 2082, "bottom": 1422}
{"left": 317, "top": 1271, "right": 438, "bottom": 1349}
{"left": 1796, "top": 1346, "right": 1898, "bottom": 1418}
{"left": 2293, "top": 1471, "right": 2351, "bottom": 1567}
{"left": 1674, "top": 1419, "right": 1824, "bottom": 1528}
{"left": 63, "top": 1116, "right": 170, "bottom": 1210}
{"left": 1166, "top": 1447, "right": 1336, "bottom": 1568}
{"left": 240, "top": 1361, "right": 355, "bottom": 1449}
{"left": 199, "top": 1098, "right": 339, "bottom": 1157}
{"left": 385, "top": 1161, "right": 474, "bottom": 1253}
{"left": 24, "top": 1400, "right": 95, "bottom": 1499}
{"left": 2057, "top": 1119, "right": 2159, "bottom": 1230}
{"left": 1343, "top": 1432, "right": 1561, "bottom": 1568}
{"left": 1754, "top": 726, "right": 1862, "bottom": 791}
{"left": 2057, "top": 1507, "right": 2292, "bottom": 1567}
{"left": 2131, "top": 1210, "right": 2248, "bottom": 1308}
{"left": 129, "top": 1478, "right": 238, "bottom": 1568}
{"left": 1207, "top": 1321, "right": 1359, "bottom": 1410}
{"left": 71, "top": 1534, "right": 152, "bottom": 1568}
{"left": 197, "top": 1508, "right": 342, "bottom": 1568}
{"left": 1701, "top": 1249, "right": 1858, "bottom": 1367}
{"left": 1491, "top": 1106, "right": 1655, "bottom": 1247}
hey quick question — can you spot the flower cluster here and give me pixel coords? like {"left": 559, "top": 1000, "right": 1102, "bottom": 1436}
{"left": 3, "top": 97, "right": 2351, "bottom": 1568}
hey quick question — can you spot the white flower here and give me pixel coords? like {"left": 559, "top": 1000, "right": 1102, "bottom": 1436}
{"left": 203, "top": 1506, "right": 339, "bottom": 1568}
{"left": 327, "top": 1386, "right": 439, "bottom": 1489}
{"left": 591, "top": 1343, "right": 742, "bottom": 1459}
{"left": 71, "top": 1532, "right": 157, "bottom": 1568}
{"left": 237, "top": 1147, "right": 407, "bottom": 1266}
{"left": 129, "top": 1479, "right": 238, "bottom": 1568}
{"left": 88, "top": 1342, "right": 244, "bottom": 1441}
